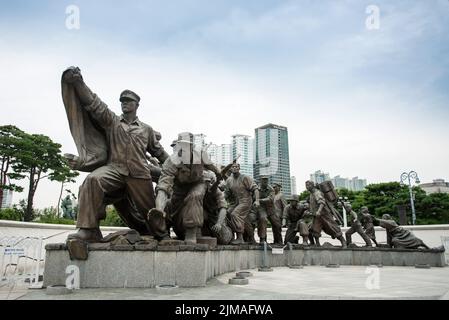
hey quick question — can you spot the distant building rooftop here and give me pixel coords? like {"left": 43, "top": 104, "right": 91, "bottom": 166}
{"left": 256, "top": 123, "right": 287, "bottom": 131}
{"left": 419, "top": 179, "right": 449, "bottom": 194}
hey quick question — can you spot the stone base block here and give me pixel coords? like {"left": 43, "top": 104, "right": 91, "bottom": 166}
{"left": 43, "top": 244, "right": 446, "bottom": 288}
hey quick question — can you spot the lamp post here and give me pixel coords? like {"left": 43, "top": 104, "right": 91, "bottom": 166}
{"left": 400, "top": 171, "right": 420, "bottom": 225}
{"left": 339, "top": 196, "right": 349, "bottom": 228}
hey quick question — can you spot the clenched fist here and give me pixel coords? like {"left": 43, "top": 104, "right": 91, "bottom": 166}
{"left": 62, "top": 66, "right": 83, "bottom": 84}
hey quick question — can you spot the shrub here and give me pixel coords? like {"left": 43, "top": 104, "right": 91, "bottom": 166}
{"left": 0, "top": 207, "right": 23, "bottom": 221}
{"left": 34, "top": 206, "right": 75, "bottom": 225}
{"left": 100, "top": 206, "right": 126, "bottom": 227}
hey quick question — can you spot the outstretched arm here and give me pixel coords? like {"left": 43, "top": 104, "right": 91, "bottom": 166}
{"left": 63, "top": 67, "right": 115, "bottom": 128}
{"left": 63, "top": 67, "right": 95, "bottom": 105}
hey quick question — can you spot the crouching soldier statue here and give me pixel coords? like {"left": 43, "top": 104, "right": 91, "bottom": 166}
{"left": 282, "top": 195, "right": 311, "bottom": 245}
{"left": 153, "top": 132, "right": 222, "bottom": 243}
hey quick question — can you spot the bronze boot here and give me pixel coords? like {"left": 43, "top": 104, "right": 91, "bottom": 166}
{"left": 184, "top": 227, "right": 197, "bottom": 244}
{"left": 231, "top": 233, "right": 244, "bottom": 245}
{"left": 67, "top": 228, "right": 103, "bottom": 242}
{"left": 302, "top": 236, "right": 309, "bottom": 246}
{"left": 339, "top": 236, "right": 347, "bottom": 248}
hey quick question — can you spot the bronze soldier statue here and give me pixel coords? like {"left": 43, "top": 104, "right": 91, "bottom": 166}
{"left": 154, "top": 132, "right": 222, "bottom": 243}
{"left": 360, "top": 206, "right": 378, "bottom": 246}
{"left": 306, "top": 180, "right": 346, "bottom": 248}
{"left": 62, "top": 67, "right": 169, "bottom": 242}
{"left": 61, "top": 195, "right": 75, "bottom": 220}
{"left": 344, "top": 203, "right": 372, "bottom": 247}
{"left": 224, "top": 163, "right": 259, "bottom": 244}
{"left": 273, "top": 183, "right": 287, "bottom": 223}
{"left": 282, "top": 195, "right": 311, "bottom": 245}
{"left": 254, "top": 176, "right": 283, "bottom": 245}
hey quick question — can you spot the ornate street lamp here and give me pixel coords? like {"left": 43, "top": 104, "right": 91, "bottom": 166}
{"left": 400, "top": 171, "right": 420, "bottom": 225}
{"left": 338, "top": 196, "right": 349, "bottom": 227}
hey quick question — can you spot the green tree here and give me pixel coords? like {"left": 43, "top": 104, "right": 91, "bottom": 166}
{"left": 415, "top": 192, "right": 449, "bottom": 224}
{"left": 0, "top": 125, "right": 78, "bottom": 221}
{"left": 0, "top": 125, "right": 27, "bottom": 207}
{"left": 361, "top": 182, "right": 408, "bottom": 218}
{"left": 299, "top": 190, "right": 310, "bottom": 201}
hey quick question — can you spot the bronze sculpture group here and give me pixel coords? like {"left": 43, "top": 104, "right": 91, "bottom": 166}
{"left": 61, "top": 67, "right": 430, "bottom": 250}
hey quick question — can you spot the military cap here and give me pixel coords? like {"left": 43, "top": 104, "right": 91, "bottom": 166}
{"left": 260, "top": 175, "right": 269, "bottom": 180}
{"left": 120, "top": 90, "right": 140, "bottom": 103}
{"left": 287, "top": 194, "right": 300, "bottom": 202}
{"left": 273, "top": 183, "right": 282, "bottom": 188}
{"left": 382, "top": 214, "right": 392, "bottom": 220}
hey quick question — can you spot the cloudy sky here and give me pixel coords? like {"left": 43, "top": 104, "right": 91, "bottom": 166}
{"left": 1, "top": 0, "right": 448, "bottom": 208}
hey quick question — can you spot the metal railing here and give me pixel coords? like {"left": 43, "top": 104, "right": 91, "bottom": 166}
{"left": 0, "top": 235, "right": 44, "bottom": 289}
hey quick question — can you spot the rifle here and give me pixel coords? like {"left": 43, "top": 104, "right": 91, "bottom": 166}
{"left": 328, "top": 201, "right": 344, "bottom": 225}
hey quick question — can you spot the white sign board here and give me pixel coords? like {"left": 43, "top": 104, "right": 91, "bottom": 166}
{"left": 4, "top": 248, "right": 25, "bottom": 256}
{"left": 272, "top": 248, "right": 284, "bottom": 255}
{"left": 441, "top": 236, "right": 449, "bottom": 264}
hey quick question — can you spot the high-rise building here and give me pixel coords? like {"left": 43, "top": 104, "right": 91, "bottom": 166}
{"left": 193, "top": 132, "right": 232, "bottom": 168}
{"left": 333, "top": 175, "right": 350, "bottom": 189}
{"left": 205, "top": 143, "right": 218, "bottom": 165}
{"left": 328, "top": 174, "right": 367, "bottom": 191}
{"left": 254, "top": 123, "right": 291, "bottom": 195}
{"left": 217, "top": 144, "right": 232, "bottom": 167}
{"left": 231, "top": 134, "right": 254, "bottom": 177}
{"left": 193, "top": 134, "right": 207, "bottom": 148}
{"left": 310, "top": 170, "right": 330, "bottom": 184}
{"left": 290, "top": 176, "right": 297, "bottom": 195}
{"left": 350, "top": 177, "right": 367, "bottom": 191}
{"left": 0, "top": 190, "right": 13, "bottom": 209}
{"left": 206, "top": 143, "right": 232, "bottom": 168}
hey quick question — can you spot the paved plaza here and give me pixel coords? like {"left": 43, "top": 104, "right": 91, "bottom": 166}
{"left": 1, "top": 265, "right": 447, "bottom": 300}
{"left": 2, "top": 221, "right": 449, "bottom": 300}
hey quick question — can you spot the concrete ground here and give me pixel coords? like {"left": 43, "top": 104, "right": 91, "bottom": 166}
{"left": 6, "top": 265, "right": 449, "bottom": 300}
